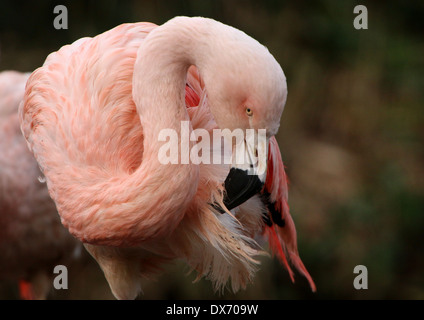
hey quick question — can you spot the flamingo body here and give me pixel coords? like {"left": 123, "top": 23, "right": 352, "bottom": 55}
{"left": 20, "top": 17, "right": 315, "bottom": 299}
{"left": 0, "top": 71, "right": 82, "bottom": 299}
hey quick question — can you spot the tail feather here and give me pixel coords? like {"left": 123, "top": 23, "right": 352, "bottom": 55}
{"left": 274, "top": 212, "right": 316, "bottom": 292}
{"left": 266, "top": 225, "right": 295, "bottom": 283}
{"left": 263, "top": 137, "right": 316, "bottom": 292}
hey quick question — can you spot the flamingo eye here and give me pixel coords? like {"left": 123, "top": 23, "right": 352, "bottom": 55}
{"left": 245, "top": 107, "right": 253, "bottom": 116}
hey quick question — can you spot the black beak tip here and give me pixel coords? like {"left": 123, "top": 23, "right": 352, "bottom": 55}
{"left": 220, "top": 168, "right": 264, "bottom": 212}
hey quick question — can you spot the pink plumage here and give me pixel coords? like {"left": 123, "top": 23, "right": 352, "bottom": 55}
{"left": 0, "top": 71, "right": 82, "bottom": 299}
{"left": 264, "top": 137, "right": 316, "bottom": 292}
{"left": 20, "top": 17, "right": 314, "bottom": 299}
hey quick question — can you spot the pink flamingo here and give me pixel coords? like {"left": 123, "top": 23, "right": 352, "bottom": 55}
{"left": 20, "top": 17, "right": 315, "bottom": 299}
{"left": 0, "top": 70, "right": 82, "bottom": 299}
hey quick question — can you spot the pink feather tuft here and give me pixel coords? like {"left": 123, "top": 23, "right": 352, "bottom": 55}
{"left": 266, "top": 225, "right": 295, "bottom": 283}
{"left": 264, "top": 137, "right": 316, "bottom": 292}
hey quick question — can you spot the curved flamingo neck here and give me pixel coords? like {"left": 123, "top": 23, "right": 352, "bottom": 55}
{"left": 66, "top": 20, "right": 213, "bottom": 246}
{"left": 133, "top": 18, "right": 207, "bottom": 145}
{"left": 53, "top": 18, "right": 223, "bottom": 246}
{"left": 121, "top": 18, "right": 216, "bottom": 244}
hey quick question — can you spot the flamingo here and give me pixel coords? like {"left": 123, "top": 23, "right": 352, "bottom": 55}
{"left": 0, "top": 70, "right": 82, "bottom": 299}
{"left": 20, "top": 17, "right": 316, "bottom": 299}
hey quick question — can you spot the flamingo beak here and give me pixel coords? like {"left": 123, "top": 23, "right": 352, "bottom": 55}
{"left": 221, "top": 134, "right": 269, "bottom": 211}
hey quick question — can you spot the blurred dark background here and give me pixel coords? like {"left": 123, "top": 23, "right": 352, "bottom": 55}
{"left": 0, "top": 0, "right": 423, "bottom": 299}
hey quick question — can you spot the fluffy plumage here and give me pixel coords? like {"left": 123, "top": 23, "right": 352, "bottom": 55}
{"left": 0, "top": 71, "right": 82, "bottom": 299}
{"left": 20, "top": 17, "right": 314, "bottom": 299}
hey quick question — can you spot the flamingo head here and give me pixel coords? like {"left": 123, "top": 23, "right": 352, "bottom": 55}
{"left": 201, "top": 24, "right": 288, "bottom": 211}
